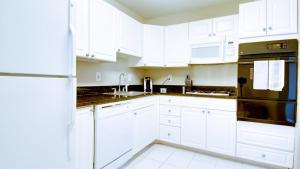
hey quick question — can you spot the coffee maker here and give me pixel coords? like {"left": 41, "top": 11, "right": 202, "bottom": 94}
{"left": 144, "top": 77, "right": 153, "bottom": 93}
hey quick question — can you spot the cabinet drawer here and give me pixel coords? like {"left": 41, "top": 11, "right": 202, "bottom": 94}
{"left": 237, "top": 122, "right": 295, "bottom": 151}
{"left": 160, "top": 115, "right": 181, "bottom": 127}
{"left": 237, "top": 144, "right": 294, "bottom": 168}
{"left": 160, "top": 105, "right": 181, "bottom": 116}
{"left": 159, "top": 125, "right": 180, "bottom": 144}
{"left": 160, "top": 96, "right": 181, "bottom": 105}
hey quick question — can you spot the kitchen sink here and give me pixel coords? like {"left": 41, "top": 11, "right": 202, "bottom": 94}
{"left": 102, "top": 91, "right": 149, "bottom": 97}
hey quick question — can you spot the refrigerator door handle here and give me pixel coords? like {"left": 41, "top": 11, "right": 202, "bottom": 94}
{"left": 69, "top": 0, "right": 76, "bottom": 76}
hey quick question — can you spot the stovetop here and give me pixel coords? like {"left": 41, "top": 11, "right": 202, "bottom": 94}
{"left": 186, "top": 90, "right": 231, "bottom": 96}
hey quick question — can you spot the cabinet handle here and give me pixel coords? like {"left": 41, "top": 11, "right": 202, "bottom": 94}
{"left": 261, "top": 154, "right": 266, "bottom": 158}
{"left": 168, "top": 99, "right": 171, "bottom": 102}
{"left": 207, "top": 111, "right": 210, "bottom": 114}
{"left": 213, "top": 33, "right": 216, "bottom": 36}
{"left": 202, "top": 110, "right": 205, "bottom": 114}
{"left": 268, "top": 26, "right": 272, "bottom": 30}
{"left": 168, "top": 109, "right": 171, "bottom": 113}
{"left": 134, "top": 112, "right": 137, "bottom": 115}
{"left": 86, "top": 53, "right": 89, "bottom": 57}
{"left": 168, "top": 120, "right": 171, "bottom": 123}
{"left": 263, "top": 28, "right": 266, "bottom": 32}
{"left": 91, "top": 54, "right": 95, "bottom": 58}
{"left": 168, "top": 133, "right": 171, "bottom": 136}
{"left": 209, "top": 34, "right": 212, "bottom": 37}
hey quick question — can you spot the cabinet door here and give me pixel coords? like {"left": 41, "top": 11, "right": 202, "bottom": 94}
{"left": 189, "top": 19, "right": 213, "bottom": 41}
{"left": 181, "top": 108, "right": 206, "bottom": 149}
{"left": 118, "top": 12, "right": 143, "bottom": 57}
{"left": 267, "top": 0, "right": 297, "bottom": 35}
{"left": 213, "top": 15, "right": 237, "bottom": 38}
{"left": 142, "top": 25, "right": 164, "bottom": 67}
{"left": 165, "top": 23, "right": 189, "bottom": 67}
{"left": 75, "top": 0, "right": 89, "bottom": 58}
{"left": 75, "top": 107, "right": 94, "bottom": 169}
{"left": 239, "top": 0, "right": 267, "bottom": 38}
{"left": 133, "top": 105, "right": 155, "bottom": 153}
{"left": 206, "top": 110, "right": 236, "bottom": 156}
{"left": 90, "top": 0, "right": 117, "bottom": 62}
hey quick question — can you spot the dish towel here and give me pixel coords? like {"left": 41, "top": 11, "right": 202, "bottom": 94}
{"left": 253, "top": 61, "right": 269, "bottom": 90}
{"left": 268, "top": 60, "right": 285, "bottom": 91}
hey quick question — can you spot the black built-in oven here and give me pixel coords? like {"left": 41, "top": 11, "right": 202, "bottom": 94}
{"left": 238, "top": 39, "right": 298, "bottom": 126}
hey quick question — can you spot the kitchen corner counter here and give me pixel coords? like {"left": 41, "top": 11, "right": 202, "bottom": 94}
{"left": 77, "top": 92, "right": 237, "bottom": 108}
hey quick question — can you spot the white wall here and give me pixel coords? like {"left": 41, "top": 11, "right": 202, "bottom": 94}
{"left": 77, "top": 58, "right": 145, "bottom": 86}
{"left": 77, "top": 59, "right": 237, "bottom": 87}
{"left": 144, "top": 64, "right": 237, "bottom": 86}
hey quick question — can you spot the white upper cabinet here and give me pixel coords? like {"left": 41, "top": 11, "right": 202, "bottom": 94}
{"left": 76, "top": 0, "right": 117, "bottom": 62}
{"left": 90, "top": 0, "right": 117, "bottom": 62}
{"left": 239, "top": 0, "right": 267, "bottom": 38}
{"left": 118, "top": 11, "right": 143, "bottom": 57}
{"left": 267, "top": 0, "right": 297, "bottom": 35}
{"left": 189, "top": 15, "right": 237, "bottom": 41}
{"left": 75, "top": 0, "right": 90, "bottom": 58}
{"left": 213, "top": 15, "right": 237, "bottom": 39}
{"left": 181, "top": 108, "right": 206, "bottom": 150}
{"left": 239, "top": 0, "right": 297, "bottom": 39}
{"left": 165, "top": 23, "right": 189, "bottom": 67}
{"left": 189, "top": 19, "right": 213, "bottom": 41}
{"left": 206, "top": 110, "right": 236, "bottom": 156}
{"left": 142, "top": 25, "right": 165, "bottom": 67}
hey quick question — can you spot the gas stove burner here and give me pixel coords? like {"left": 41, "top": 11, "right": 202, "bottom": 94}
{"left": 186, "top": 90, "right": 230, "bottom": 96}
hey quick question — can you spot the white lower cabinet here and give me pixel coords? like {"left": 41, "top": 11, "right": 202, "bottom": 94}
{"left": 159, "top": 125, "right": 181, "bottom": 144}
{"left": 237, "top": 144, "right": 294, "bottom": 168}
{"left": 206, "top": 109, "right": 236, "bottom": 156}
{"left": 237, "top": 121, "right": 295, "bottom": 168}
{"left": 75, "top": 107, "right": 94, "bottom": 169}
{"left": 133, "top": 105, "right": 156, "bottom": 154}
{"left": 181, "top": 108, "right": 206, "bottom": 149}
{"left": 181, "top": 108, "right": 236, "bottom": 156}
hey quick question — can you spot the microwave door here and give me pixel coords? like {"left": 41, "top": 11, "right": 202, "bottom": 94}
{"left": 190, "top": 42, "right": 224, "bottom": 64}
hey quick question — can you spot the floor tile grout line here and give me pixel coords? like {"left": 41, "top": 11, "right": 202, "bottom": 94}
{"left": 158, "top": 149, "right": 175, "bottom": 168}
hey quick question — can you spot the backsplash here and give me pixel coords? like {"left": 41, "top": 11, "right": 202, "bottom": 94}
{"left": 77, "top": 57, "right": 145, "bottom": 86}
{"left": 144, "top": 64, "right": 238, "bottom": 87}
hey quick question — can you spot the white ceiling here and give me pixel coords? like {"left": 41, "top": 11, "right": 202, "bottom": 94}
{"left": 114, "top": 0, "right": 235, "bottom": 19}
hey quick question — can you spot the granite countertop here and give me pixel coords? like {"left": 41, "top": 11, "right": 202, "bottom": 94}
{"left": 77, "top": 92, "right": 237, "bottom": 108}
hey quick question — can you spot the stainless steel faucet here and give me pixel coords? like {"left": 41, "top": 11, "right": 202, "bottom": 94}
{"left": 118, "top": 72, "right": 128, "bottom": 92}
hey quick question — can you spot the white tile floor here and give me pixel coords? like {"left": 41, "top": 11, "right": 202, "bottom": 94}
{"left": 123, "top": 144, "right": 268, "bottom": 169}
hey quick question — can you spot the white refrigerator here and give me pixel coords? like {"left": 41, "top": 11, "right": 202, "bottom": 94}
{"left": 0, "top": 0, "right": 76, "bottom": 169}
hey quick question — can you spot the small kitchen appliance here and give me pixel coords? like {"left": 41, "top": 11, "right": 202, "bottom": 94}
{"left": 144, "top": 77, "right": 153, "bottom": 93}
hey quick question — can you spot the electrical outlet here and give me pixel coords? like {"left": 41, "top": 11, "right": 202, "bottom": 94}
{"left": 96, "top": 72, "right": 102, "bottom": 82}
{"left": 167, "top": 74, "right": 173, "bottom": 81}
